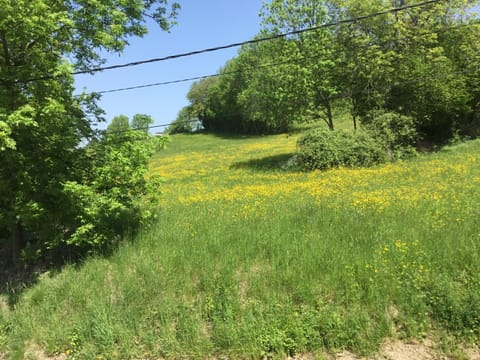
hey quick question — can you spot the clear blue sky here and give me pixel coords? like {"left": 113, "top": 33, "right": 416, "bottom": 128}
{"left": 74, "top": 1, "right": 265, "bottom": 131}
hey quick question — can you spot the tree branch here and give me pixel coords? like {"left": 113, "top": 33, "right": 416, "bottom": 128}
{"left": 0, "top": 30, "right": 12, "bottom": 67}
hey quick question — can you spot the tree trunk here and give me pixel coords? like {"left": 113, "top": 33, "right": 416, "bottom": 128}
{"left": 326, "top": 101, "right": 334, "bottom": 131}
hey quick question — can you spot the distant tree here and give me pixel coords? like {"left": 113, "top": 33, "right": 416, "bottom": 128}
{"left": 259, "top": 0, "right": 341, "bottom": 130}
{"left": 187, "top": 77, "right": 222, "bottom": 131}
{"left": 332, "top": 0, "right": 478, "bottom": 140}
{"left": 131, "top": 114, "right": 154, "bottom": 133}
{"left": 442, "top": 21, "right": 480, "bottom": 136}
{"left": 235, "top": 38, "right": 302, "bottom": 133}
{"left": 187, "top": 77, "right": 217, "bottom": 119}
{"left": 106, "top": 115, "right": 131, "bottom": 134}
{"left": 175, "top": 0, "right": 479, "bottom": 142}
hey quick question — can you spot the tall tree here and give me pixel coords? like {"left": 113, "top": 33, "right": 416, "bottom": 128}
{"left": 0, "top": 0, "right": 179, "bottom": 265}
{"left": 187, "top": 76, "right": 222, "bottom": 131}
{"left": 236, "top": 38, "right": 304, "bottom": 133}
{"left": 332, "top": 0, "right": 478, "bottom": 138}
{"left": 260, "top": 0, "right": 341, "bottom": 130}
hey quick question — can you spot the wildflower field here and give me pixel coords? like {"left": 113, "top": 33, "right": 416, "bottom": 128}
{"left": 1, "top": 133, "right": 480, "bottom": 359}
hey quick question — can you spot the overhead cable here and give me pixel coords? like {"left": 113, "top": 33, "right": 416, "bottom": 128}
{"left": 75, "top": 22, "right": 476, "bottom": 97}
{"left": 22, "top": 0, "right": 440, "bottom": 83}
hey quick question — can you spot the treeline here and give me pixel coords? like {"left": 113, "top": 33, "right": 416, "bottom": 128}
{"left": 170, "top": 0, "right": 480, "bottom": 143}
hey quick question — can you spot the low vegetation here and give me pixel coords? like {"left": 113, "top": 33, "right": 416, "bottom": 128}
{"left": 1, "top": 132, "right": 479, "bottom": 359}
{"left": 295, "top": 111, "right": 419, "bottom": 170}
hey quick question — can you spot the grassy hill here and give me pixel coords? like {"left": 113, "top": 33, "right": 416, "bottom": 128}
{"left": 1, "top": 133, "right": 480, "bottom": 359}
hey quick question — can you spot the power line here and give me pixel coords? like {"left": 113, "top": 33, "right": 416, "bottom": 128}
{"left": 74, "top": 22, "right": 475, "bottom": 97}
{"left": 53, "top": 61, "right": 478, "bottom": 150}
{"left": 23, "top": 0, "right": 440, "bottom": 83}
{"left": 103, "top": 118, "right": 200, "bottom": 136}
{"left": 93, "top": 74, "right": 219, "bottom": 95}
{"left": 92, "top": 64, "right": 477, "bottom": 142}
{"left": 74, "top": 57, "right": 309, "bottom": 96}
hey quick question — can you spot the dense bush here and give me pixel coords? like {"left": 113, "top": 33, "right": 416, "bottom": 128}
{"left": 58, "top": 129, "right": 167, "bottom": 255}
{"left": 296, "top": 129, "right": 387, "bottom": 170}
{"left": 363, "top": 112, "right": 419, "bottom": 159}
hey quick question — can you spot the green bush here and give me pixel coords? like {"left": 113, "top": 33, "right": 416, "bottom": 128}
{"left": 363, "top": 112, "right": 419, "bottom": 159}
{"left": 296, "top": 129, "right": 387, "bottom": 170}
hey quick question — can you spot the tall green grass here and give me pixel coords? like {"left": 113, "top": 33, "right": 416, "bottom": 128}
{"left": 1, "top": 134, "right": 479, "bottom": 359}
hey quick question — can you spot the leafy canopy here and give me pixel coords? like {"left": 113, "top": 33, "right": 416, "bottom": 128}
{"left": 180, "top": 0, "right": 479, "bottom": 144}
{"left": 0, "top": 0, "right": 179, "bottom": 265}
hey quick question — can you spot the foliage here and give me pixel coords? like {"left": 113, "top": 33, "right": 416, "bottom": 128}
{"left": 67, "top": 113, "right": 167, "bottom": 253}
{"left": 59, "top": 122, "right": 169, "bottom": 253}
{"left": 0, "top": 0, "right": 179, "bottom": 265}
{"left": 235, "top": 39, "right": 304, "bottom": 134}
{"left": 363, "top": 111, "right": 419, "bottom": 159}
{"left": 131, "top": 113, "right": 154, "bottom": 133}
{"left": 166, "top": 106, "right": 202, "bottom": 134}
{"left": 436, "top": 21, "right": 480, "bottom": 138}
{"left": 105, "top": 114, "right": 130, "bottom": 134}
{"left": 182, "top": 0, "right": 343, "bottom": 134}
{"left": 296, "top": 128, "right": 387, "bottom": 170}
{"left": 186, "top": 77, "right": 221, "bottom": 131}
{"left": 259, "top": 0, "right": 341, "bottom": 130}
{"left": 178, "top": 0, "right": 480, "bottom": 141}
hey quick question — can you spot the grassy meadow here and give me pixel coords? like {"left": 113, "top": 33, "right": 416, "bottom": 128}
{"left": 1, "top": 132, "right": 480, "bottom": 359}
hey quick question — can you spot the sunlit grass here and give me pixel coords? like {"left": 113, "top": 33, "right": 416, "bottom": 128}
{"left": 1, "top": 133, "right": 479, "bottom": 359}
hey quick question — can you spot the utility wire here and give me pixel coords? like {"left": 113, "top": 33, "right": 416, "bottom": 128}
{"left": 58, "top": 60, "right": 478, "bottom": 149}
{"left": 73, "top": 22, "right": 477, "bottom": 97}
{"left": 94, "top": 74, "right": 218, "bottom": 95}
{"left": 68, "top": 64, "right": 475, "bottom": 149}
{"left": 21, "top": 0, "right": 440, "bottom": 83}
{"left": 75, "top": 57, "right": 312, "bottom": 96}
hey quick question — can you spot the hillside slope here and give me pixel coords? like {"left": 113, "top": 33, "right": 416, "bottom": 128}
{"left": 1, "top": 134, "right": 480, "bottom": 359}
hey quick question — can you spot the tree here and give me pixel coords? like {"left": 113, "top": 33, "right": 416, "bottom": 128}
{"left": 187, "top": 77, "right": 218, "bottom": 119}
{"left": 62, "top": 123, "right": 168, "bottom": 254}
{"left": 259, "top": 0, "right": 341, "bottom": 130}
{"left": 0, "top": 0, "right": 179, "bottom": 266}
{"left": 235, "top": 38, "right": 303, "bottom": 133}
{"left": 106, "top": 115, "right": 131, "bottom": 134}
{"left": 131, "top": 113, "right": 154, "bottom": 133}
{"left": 332, "top": 0, "right": 478, "bottom": 139}
{"left": 441, "top": 21, "right": 480, "bottom": 136}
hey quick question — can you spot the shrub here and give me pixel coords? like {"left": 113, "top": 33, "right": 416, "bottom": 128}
{"left": 296, "top": 129, "right": 387, "bottom": 170}
{"left": 52, "top": 131, "right": 167, "bottom": 256}
{"left": 363, "top": 112, "right": 419, "bottom": 159}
